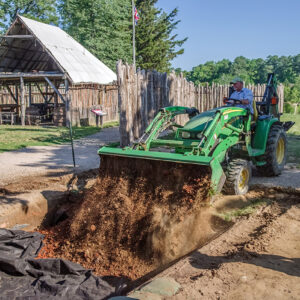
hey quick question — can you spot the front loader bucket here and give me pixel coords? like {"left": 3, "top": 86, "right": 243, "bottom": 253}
{"left": 99, "top": 154, "right": 211, "bottom": 211}
{"left": 98, "top": 146, "right": 226, "bottom": 196}
{"left": 95, "top": 147, "right": 226, "bottom": 264}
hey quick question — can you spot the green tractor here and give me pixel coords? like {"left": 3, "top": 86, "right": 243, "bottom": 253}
{"left": 99, "top": 74, "right": 294, "bottom": 195}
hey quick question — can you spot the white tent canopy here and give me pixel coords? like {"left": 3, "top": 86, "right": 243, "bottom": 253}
{"left": 0, "top": 16, "right": 117, "bottom": 85}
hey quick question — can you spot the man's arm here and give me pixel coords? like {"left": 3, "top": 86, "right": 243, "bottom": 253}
{"left": 241, "top": 89, "right": 253, "bottom": 105}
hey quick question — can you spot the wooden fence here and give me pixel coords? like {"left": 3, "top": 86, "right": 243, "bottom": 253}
{"left": 117, "top": 62, "right": 284, "bottom": 146}
{"left": 0, "top": 83, "right": 119, "bottom": 126}
{"left": 68, "top": 84, "right": 118, "bottom": 126}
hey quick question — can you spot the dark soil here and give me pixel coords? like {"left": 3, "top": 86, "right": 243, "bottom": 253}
{"left": 37, "top": 156, "right": 213, "bottom": 280}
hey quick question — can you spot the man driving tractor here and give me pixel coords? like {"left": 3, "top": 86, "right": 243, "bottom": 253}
{"left": 226, "top": 77, "right": 254, "bottom": 114}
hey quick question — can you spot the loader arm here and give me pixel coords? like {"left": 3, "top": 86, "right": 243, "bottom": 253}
{"left": 100, "top": 106, "right": 252, "bottom": 193}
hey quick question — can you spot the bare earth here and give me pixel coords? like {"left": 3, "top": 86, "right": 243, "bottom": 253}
{"left": 159, "top": 191, "right": 300, "bottom": 300}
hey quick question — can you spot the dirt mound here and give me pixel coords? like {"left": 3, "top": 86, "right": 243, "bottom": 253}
{"left": 38, "top": 156, "right": 216, "bottom": 279}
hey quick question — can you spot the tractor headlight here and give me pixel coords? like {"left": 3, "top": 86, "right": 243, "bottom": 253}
{"left": 182, "top": 131, "right": 191, "bottom": 139}
{"left": 196, "top": 132, "right": 203, "bottom": 139}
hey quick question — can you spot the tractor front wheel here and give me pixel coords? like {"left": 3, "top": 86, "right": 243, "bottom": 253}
{"left": 257, "top": 125, "right": 287, "bottom": 176}
{"left": 223, "top": 159, "right": 252, "bottom": 195}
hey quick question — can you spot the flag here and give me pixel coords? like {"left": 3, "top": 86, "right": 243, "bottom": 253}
{"left": 134, "top": 7, "right": 140, "bottom": 25}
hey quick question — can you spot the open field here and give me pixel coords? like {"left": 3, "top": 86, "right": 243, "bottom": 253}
{"left": 0, "top": 121, "right": 118, "bottom": 152}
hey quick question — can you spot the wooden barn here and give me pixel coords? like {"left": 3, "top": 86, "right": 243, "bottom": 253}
{"left": 0, "top": 15, "right": 118, "bottom": 126}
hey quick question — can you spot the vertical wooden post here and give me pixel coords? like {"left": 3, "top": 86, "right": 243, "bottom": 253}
{"left": 64, "top": 77, "right": 76, "bottom": 167}
{"left": 65, "top": 78, "right": 71, "bottom": 127}
{"left": 45, "top": 82, "right": 48, "bottom": 103}
{"left": 28, "top": 83, "right": 32, "bottom": 106}
{"left": 54, "top": 80, "right": 58, "bottom": 108}
{"left": 15, "top": 84, "right": 19, "bottom": 119}
{"left": 20, "top": 77, "right": 25, "bottom": 126}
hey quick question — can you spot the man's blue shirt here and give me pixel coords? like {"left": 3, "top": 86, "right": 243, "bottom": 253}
{"left": 230, "top": 88, "right": 254, "bottom": 114}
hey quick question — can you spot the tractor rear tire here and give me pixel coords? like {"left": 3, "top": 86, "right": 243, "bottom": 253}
{"left": 257, "top": 125, "right": 287, "bottom": 176}
{"left": 223, "top": 159, "right": 252, "bottom": 195}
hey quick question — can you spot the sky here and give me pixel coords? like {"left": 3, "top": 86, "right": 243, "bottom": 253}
{"left": 156, "top": 0, "right": 300, "bottom": 71}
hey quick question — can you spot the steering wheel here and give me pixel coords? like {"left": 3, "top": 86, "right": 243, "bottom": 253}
{"left": 224, "top": 98, "right": 242, "bottom": 105}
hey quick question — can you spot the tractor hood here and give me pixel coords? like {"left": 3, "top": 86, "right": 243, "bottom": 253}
{"left": 183, "top": 108, "right": 219, "bottom": 132}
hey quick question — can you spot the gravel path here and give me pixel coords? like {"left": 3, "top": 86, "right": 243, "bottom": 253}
{"left": 0, "top": 127, "right": 119, "bottom": 186}
{"left": 251, "top": 167, "right": 300, "bottom": 190}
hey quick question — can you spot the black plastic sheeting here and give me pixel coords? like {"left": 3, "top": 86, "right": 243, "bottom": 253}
{"left": 0, "top": 229, "right": 118, "bottom": 299}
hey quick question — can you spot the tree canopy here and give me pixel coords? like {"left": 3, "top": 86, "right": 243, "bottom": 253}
{"left": 59, "top": 0, "right": 132, "bottom": 71}
{"left": 183, "top": 54, "right": 300, "bottom": 104}
{"left": 185, "top": 55, "right": 300, "bottom": 86}
{"left": 0, "top": 0, "right": 58, "bottom": 33}
{"left": 135, "top": 0, "right": 187, "bottom": 72}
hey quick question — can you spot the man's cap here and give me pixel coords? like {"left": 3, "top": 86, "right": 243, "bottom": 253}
{"left": 230, "top": 77, "right": 243, "bottom": 84}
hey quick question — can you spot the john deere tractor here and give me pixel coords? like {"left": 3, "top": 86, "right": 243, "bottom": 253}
{"left": 99, "top": 74, "right": 294, "bottom": 195}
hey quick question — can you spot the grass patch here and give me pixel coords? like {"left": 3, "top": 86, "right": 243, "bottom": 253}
{"left": 219, "top": 199, "right": 268, "bottom": 222}
{"left": 0, "top": 121, "right": 119, "bottom": 153}
{"left": 281, "top": 114, "right": 300, "bottom": 135}
{"left": 281, "top": 114, "right": 300, "bottom": 166}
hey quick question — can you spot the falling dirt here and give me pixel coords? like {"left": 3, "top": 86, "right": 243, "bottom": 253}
{"left": 37, "top": 156, "right": 224, "bottom": 280}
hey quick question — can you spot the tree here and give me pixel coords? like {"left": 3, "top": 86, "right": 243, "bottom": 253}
{"left": 135, "top": 0, "right": 187, "bottom": 72}
{"left": 0, "top": 0, "right": 59, "bottom": 33}
{"left": 185, "top": 54, "right": 300, "bottom": 87}
{"left": 59, "top": 0, "right": 132, "bottom": 70}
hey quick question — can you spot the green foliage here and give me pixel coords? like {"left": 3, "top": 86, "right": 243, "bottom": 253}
{"left": 186, "top": 54, "right": 300, "bottom": 86}
{"left": 0, "top": 0, "right": 59, "bottom": 33}
{"left": 59, "top": 0, "right": 132, "bottom": 70}
{"left": 59, "top": 0, "right": 186, "bottom": 72}
{"left": 135, "top": 0, "right": 187, "bottom": 72}
{"left": 281, "top": 114, "right": 300, "bottom": 135}
{"left": 284, "top": 76, "right": 300, "bottom": 104}
{"left": 284, "top": 102, "right": 294, "bottom": 114}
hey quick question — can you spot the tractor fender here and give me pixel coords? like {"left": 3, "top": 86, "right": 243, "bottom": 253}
{"left": 252, "top": 118, "right": 280, "bottom": 153}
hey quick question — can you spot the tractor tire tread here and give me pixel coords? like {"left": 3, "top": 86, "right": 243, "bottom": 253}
{"left": 257, "top": 125, "right": 287, "bottom": 176}
{"left": 223, "top": 159, "right": 251, "bottom": 195}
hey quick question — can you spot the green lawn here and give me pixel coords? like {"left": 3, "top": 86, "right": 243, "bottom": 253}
{"left": 281, "top": 113, "right": 300, "bottom": 135}
{"left": 0, "top": 121, "right": 118, "bottom": 153}
{"left": 281, "top": 114, "right": 300, "bottom": 166}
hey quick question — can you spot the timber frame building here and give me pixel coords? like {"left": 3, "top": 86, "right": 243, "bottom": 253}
{"left": 0, "top": 15, "right": 118, "bottom": 126}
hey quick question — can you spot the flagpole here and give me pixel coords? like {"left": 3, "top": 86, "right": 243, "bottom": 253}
{"left": 132, "top": 0, "right": 136, "bottom": 67}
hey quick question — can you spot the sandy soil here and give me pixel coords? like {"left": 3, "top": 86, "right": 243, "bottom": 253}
{"left": 159, "top": 190, "right": 300, "bottom": 300}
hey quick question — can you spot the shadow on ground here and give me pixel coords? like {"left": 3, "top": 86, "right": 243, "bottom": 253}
{"left": 189, "top": 250, "right": 300, "bottom": 277}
